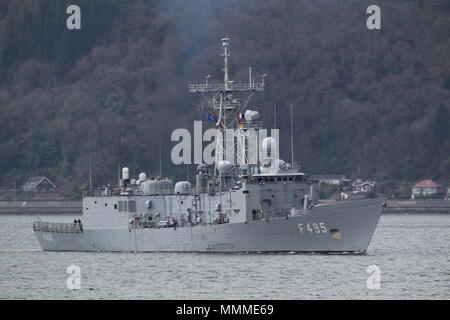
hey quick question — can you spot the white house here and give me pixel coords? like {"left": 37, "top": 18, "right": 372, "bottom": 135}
{"left": 353, "top": 179, "right": 375, "bottom": 193}
{"left": 22, "top": 177, "right": 56, "bottom": 192}
{"left": 412, "top": 180, "right": 444, "bottom": 197}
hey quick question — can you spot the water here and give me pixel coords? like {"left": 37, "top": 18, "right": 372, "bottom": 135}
{"left": 0, "top": 214, "right": 448, "bottom": 299}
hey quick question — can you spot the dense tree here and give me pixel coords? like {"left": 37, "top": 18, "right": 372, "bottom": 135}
{"left": 0, "top": 0, "right": 448, "bottom": 197}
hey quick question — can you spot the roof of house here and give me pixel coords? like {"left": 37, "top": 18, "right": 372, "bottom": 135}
{"left": 310, "top": 174, "right": 346, "bottom": 180}
{"left": 413, "top": 180, "right": 442, "bottom": 188}
{"left": 353, "top": 179, "right": 375, "bottom": 186}
{"left": 23, "top": 176, "right": 56, "bottom": 189}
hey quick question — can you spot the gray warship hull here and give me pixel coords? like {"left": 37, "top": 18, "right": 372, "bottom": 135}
{"left": 34, "top": 37, "right": 385, "bottom": 254}
{"left": 34, "top": 198, "right": 384, "bottom": 253}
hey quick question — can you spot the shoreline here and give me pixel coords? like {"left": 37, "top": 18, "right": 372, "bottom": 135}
{"left": 1, "top": 199, "right": 450, "bottom": 215}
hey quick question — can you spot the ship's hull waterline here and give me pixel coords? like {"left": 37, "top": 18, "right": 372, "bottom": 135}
{"left": 34, "top": 198, "right": 384, "bottom": 253}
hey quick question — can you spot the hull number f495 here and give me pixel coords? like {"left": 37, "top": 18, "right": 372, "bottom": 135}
{"left": 298, "top": 222, "right": 327, "bottom": 234}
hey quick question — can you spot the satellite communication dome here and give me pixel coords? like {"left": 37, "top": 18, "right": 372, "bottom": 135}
{"left": 261, "top": 137, "right": 277, "bottom": 155}
{"left": 244, "top": 110, "right": 260, "bottom": 121}
{"left": 217, "top": 160, "right": 233, "bottom": 177}
{"left": 138, "top": 172, "right": 147, "bottom": 181}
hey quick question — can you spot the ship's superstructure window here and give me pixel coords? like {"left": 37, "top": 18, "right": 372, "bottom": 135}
{"left": 114, "top": 204, "right": 117, "bottom": 209}
{"left": 129, "top": 201, "right": 136, "bottom": 213}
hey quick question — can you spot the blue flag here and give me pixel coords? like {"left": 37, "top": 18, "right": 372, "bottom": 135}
{"left": 207, "top": 113, "right": 218, "bottom": 122}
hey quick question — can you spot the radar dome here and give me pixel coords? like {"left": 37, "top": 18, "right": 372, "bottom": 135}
{"left": 261, "top": 137, "right": 277, "bottom": 155}
{"left": 244, "top": 110, "right": 260, "bottom": 121}
{"left": 217, "top": 160, "right": 233, "bottom": 177}
{"left": 138, "top": 172, "right": 147, "bottom": 181}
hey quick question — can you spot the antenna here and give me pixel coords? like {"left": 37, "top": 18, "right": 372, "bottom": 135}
{"left": 117, "top": 162, "right": 120, "bottom": 187}
{"left": 290, "top": 104, "right": 294, "bottom": 165}
{"left": 159, "top": 135, "right": 162, "bottom": 177}
{"left": 273, "top": 104, "right": 277, "bottom": 129}
{"left": 88, "top": 135, "right": 92, "bottom": 191}
{"left": 222, "top": 36, "right": 230, "bottom": 91}
{"left": 89, "top": 149, "right": 92, "bottom": 191}
{"left": 189, "top": 37, "right": 265, "bottom": 174}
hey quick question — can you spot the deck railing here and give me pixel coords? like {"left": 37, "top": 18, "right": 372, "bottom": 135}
{"left": 33, "top": 221, "right": 83, "bottom": 233}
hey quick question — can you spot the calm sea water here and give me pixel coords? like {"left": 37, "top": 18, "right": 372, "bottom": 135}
{"left": 0, "top": 214, "right": 448, "bottom": 299}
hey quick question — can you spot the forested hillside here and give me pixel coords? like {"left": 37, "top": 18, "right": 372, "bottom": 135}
{"left": 0, "top": 0, "right": 449, "bottom": 198}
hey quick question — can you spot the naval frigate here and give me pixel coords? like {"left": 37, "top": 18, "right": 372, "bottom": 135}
{"left": 33, "top": 37, "right": 385, "bottom": 253}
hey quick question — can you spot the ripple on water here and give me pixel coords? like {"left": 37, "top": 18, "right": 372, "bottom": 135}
{"left": 0, "top": 214, "right": 449, "bottom": 299}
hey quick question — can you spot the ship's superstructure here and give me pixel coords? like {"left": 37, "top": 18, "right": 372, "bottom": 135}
{"left": 33, "top": 38, "right": 385, "bottom": 253}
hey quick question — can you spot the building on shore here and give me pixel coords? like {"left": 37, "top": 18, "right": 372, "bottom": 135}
{"left": 411, "top": 180, "right": 444, "bottom": 199}
{"left": 22, "top": 177, "right": 56, "bottom": 192}
{"left": 352, "top": 179, "right": 375, "bottom": 193}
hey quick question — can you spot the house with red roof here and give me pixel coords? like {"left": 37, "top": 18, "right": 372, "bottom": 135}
{"left": 412, "top": 180, "right": 444, "bottom": 198}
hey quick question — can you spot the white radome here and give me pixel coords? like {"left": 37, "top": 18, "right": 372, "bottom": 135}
{"left": 244, "top": 110, "right": 259, "bottom": 121}
{"left": 217, "top": 160, "right": 233, "bottom": 177}
{"left": 261, "top": 137, "right": 277, "bottom": 155}
{"left": 138, "top": 172, "right": 147, "bottom": 181}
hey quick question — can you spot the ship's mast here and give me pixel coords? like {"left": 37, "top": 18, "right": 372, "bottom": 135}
{"left": 189, "top": 37, "right": 265, "bottom": 176}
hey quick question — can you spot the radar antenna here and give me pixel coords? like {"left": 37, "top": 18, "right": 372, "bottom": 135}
{"left": 189, "top": 37, "right": 265, "bottom": 176}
